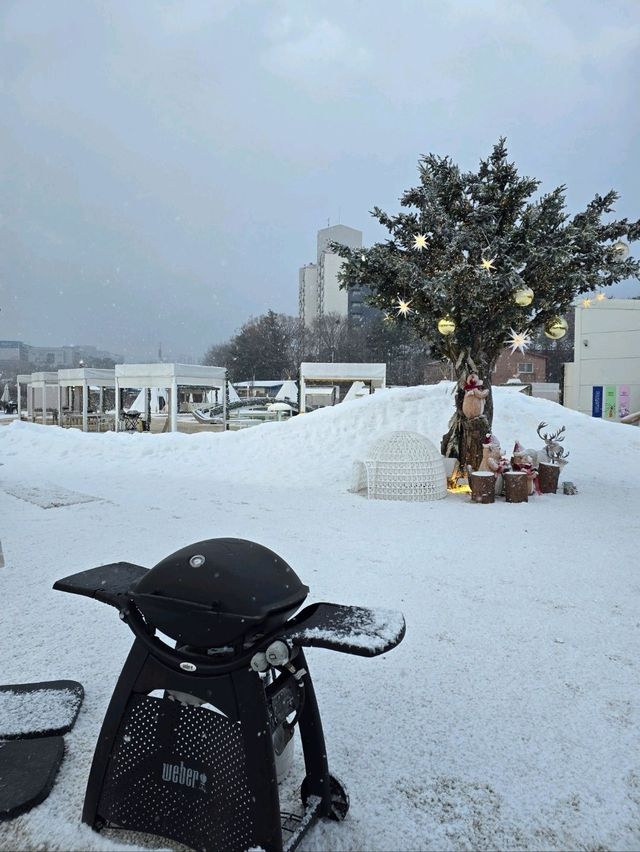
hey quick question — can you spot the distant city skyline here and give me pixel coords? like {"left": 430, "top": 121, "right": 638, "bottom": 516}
{"left": 2, "top": 1, "right": 639, "bottom": 363}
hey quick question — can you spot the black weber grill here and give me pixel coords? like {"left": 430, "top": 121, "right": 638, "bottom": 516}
{"left": 54, "top": 538, "right": 405, "bottom": 852}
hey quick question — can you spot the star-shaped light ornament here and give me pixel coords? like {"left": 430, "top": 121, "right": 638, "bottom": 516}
{"left": 383, "top": 312, "right": 394, "bottom": 323}
{"left": 595, "top": 292, "right": 606, "bottom": 302}
{"left": 581, "top": 297, "right": 592, "bottom": 308}
{"left": 480, "top": 256, "right": 496, "bottom": 273}
{"left": 505, "top": 328, "right": 532, "bottom": 355}
{"left": 395, "top": 296, "right": 413, "bottom": 317}
{"left": 413, "top": 233, "right": 428, "bottom": 251}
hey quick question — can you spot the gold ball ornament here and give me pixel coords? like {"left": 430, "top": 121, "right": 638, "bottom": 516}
{"left": 437, "top": 315, "right": 456, "bottom": 336}
{"left": 513, "top": 286, "right": 534, "bottom": 307}
{"left": 544, "top": 316, "right": 568, "bottom": 340}
{"left": 612, "top": 240, "right": 630, "bottom": 262}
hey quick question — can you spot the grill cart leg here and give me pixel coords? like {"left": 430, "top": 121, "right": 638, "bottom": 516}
{"left": 295, "top": 651, "right": 349, "bottom": 822}
{"left": 82, "top": 639, "right": 149, "bottom": 830}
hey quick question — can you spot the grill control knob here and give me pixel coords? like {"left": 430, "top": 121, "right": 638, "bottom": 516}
{"left": 250, "top": 651, "right": 269, "bottom": 673}
{"left": 265, "top": 640, "right": 290, "bottom": 667}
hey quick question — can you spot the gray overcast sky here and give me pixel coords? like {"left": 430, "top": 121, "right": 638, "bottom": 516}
{"left": 1, "top": 0, "right": 639, "bottom": 362}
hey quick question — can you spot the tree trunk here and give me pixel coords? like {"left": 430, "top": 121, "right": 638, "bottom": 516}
{"left": 504, "top": 471, "right": 529, "bottom": 503}
{"left": 538, "top": 462, "right": 560, "bottom": 494}
{"left": 440, "top": 360, "right": 493, "bottom": 471}
{"left": 469, "top": 471, "right": 496, "bottom": 503}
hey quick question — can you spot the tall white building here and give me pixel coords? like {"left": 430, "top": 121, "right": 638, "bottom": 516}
{"left": 299, "top": 225, "right": 363, "bottom": 327}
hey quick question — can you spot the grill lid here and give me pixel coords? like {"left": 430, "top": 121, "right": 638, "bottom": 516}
{"left": 130, "top": 538, "right": 309, "bottom": 648}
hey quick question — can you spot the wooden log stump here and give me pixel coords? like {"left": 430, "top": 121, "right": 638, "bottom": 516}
{"left": 504, "top": 471, "right": 528, "bottom": 503}
{"left": 538, "top": 461, "right": 560, "bottom": 494}
{"left": 469, "top": 470, "right": 496, "bottom": 504}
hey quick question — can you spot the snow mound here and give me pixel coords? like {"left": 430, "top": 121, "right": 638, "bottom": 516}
{"left": 2, "top": 383, "right": 638, "bottom": 492}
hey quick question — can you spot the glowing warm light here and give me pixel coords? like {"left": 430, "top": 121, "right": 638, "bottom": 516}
{"left": 595, "top": 292, "right": 606, "bottom": 302}
{"left": 413, "top": 234, "right": 427, "bottom": 251}
{"left": 447, "top": 482, "right": 472, "bottom": 494}
{"left": 480, "top": 257, "right": 496, "bottom": 272}
{"left": 505, "top": 328, "right": 532, "bottom": 354}
{"left": 395, "top": 297, "right": 413, "bottom": 317}
{"left": 581, "top": 298, "right": 592, "bottom": 308}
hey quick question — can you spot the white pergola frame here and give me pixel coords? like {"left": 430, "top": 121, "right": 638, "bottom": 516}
{"left": 299, "top": 362, "right": 387, "bottom": 413}
{"left": 16, "top": 374, "right": 31, "bottom": 420}
{"left": 19, "top": 372, "right": 59, "bottom": 423}
{"left": 58, "top": 368, "right": 116, "bottom": 432}
{"left": 114, "top": 363, "right": 227, "bottom": 433}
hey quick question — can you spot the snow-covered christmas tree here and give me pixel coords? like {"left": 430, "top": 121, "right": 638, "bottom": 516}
{"left": 336, "top": 139, "right": 640, "bottom": 469}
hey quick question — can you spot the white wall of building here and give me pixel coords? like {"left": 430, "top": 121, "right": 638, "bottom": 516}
{"left": 299, "top": 265, "right": 318, "bottom": 326}
{"left": 299, "top": 225, "right": 362, "bottom": 327}
{"left": 321, "top": 252, "right": 349, "bottom": 315}
{"left": 564, "top": 300, "right": 640, "bottom": 419}
{"left": 316, "top": 224, "right": 362, "bottom": 256}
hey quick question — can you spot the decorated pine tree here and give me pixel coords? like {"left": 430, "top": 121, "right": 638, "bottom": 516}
{"left": 336, "top": 139, "right": 640, "bottom": 469}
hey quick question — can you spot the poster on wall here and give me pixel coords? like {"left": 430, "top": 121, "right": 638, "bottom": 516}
{"left": 592, "top": 386, "right": 603, "bottom": 418}
{"left": 604, "top": 385, "right": 617, "bottom": 420}
{"left": 618, "top": 385, "right": 630, "bottom": 419}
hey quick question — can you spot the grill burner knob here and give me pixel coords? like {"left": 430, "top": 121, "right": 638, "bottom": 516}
{"left": 265, "top": 641, "right": 290, "bottom": 667}
{"left": 250, "top": 652, "right": 269, "bottom": 673}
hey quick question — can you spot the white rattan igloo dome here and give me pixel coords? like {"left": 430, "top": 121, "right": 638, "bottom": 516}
{"left": 352, "top": 431, "right": 447, "bottom": 502}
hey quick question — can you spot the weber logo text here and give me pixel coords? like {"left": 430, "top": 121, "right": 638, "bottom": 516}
{"left": 161, "top": 761, "right": 207, "bottom": 791}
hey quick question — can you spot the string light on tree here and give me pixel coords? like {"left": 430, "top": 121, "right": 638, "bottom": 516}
{"left": 437, "top": 315, "right": 456, "bottom": 336}
{"left": 595, "top": 292, "right": 606, "bottom": 301}
{"left": 513, "top": 286, "right": 534, "bottom": 306}
{"left": 505, "top": 328, "right": 532, "bottom": 354}
{"left": 395, "top": 296, "right": 413, "bottom": 317}
{"left": 480, "top": 256, "right": 496, "bottom": 273}
{"left": 581, "top": 297, "right": 592, "bottom": 308}
{"left": 413, "top": 234, "right": 427, "bottom": 251}
{"left": 544, "top": 316, "right": 569, "bottom": 340}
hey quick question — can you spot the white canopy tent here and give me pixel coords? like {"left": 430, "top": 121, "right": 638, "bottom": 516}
{"left": 343, "top": 380, "right": 370, "bottom": 403}
{"left": 58, "top": 368, "right": 116, "bottom": 432}
{"left": 299, "top": 363, "right": 386, "bottom": 413}
{"left": 16, "top": 374, "right": 31, "bottom": 420}
{"left": 114, "top": 363, "right": 227, "bottom": 433}
{"left": 275, "top": 380, "right": 298, "bottom": 403}
{"left": 129, "top": 387, "right": 168, "bottom": 414}
{"left": 20, "top": 372, "right": 59, "bottom": 423}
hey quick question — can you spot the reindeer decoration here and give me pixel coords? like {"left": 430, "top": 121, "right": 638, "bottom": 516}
{"left": 537, "top": 422, "right": 570, "bottom": 466}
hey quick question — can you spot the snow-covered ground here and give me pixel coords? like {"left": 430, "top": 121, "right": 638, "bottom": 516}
{"left": 1, "top": 384, "right": 639, "bottom": 851}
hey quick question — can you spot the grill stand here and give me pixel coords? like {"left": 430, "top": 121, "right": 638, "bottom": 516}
{"left": 83, "top": 639, "right": 335, "bottom": 851}
{"left": 54, "top": 561, "right": 404, "bottom": 852}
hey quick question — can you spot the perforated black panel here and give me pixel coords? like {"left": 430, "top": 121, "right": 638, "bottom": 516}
{"left": 98, "top": 694, "right": 254, "bottom": 851}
